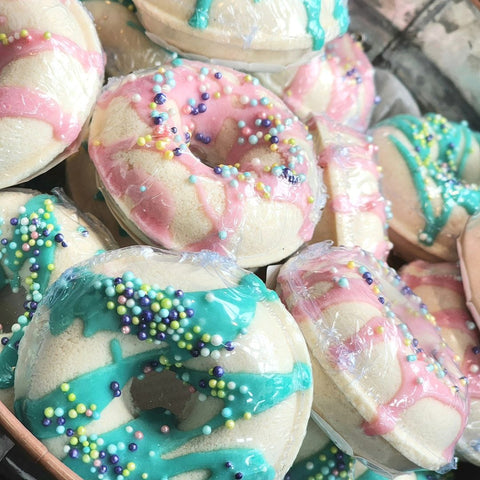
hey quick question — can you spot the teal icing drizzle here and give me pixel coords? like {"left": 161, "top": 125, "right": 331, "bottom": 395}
{"left": 377, "top": 113, "right": 480, "bottom": 246}
{"left": 284, "top": 440, "right": 354, "bottom": 479}
{"left": 15, "top": 267, "right": 312, "bottom": 480}
{"left": 188, "top": 0, "right": 349, "bottom": 51}
{"left": 0, "top": 194, "right": 64, "bottom": 389}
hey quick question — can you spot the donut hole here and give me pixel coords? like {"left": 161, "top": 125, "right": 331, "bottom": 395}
{"left": 0, "top": 284, "right": 27, "bottom": 334}
{"left": 131, "top": 369, "right": 222, "bottom": 430}
{"left": 189, "top": 144, "right": 222, "bottom": 169}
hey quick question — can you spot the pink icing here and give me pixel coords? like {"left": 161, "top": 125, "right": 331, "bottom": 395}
{"left": 278, "top": 246, "right": 468, "bottom": 463}
{"left": 309, "top": 116, "right": 391, "bottom": 260}
{"left": 0, "top": 27, "right": 103, "bottom": 142}
{"left": 401, "top": 260, "right": 480, "bottom": 398}
{"left": 0, "top": 86, "right": 79, "bottom": 143}
{"left": 90, "top": 60, "right": 320, "bottom": 255}
{"left": 283, "top": 35, "right": 375, "bottom": 131}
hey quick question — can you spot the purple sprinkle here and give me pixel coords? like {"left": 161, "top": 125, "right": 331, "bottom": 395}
{"left": 261, "top": 119, "right": 271, "bottom": 128}
{"left": 199, "top": 379, "right": 207, "bottom": 388}
{"left": 173, "top": 147, "right": 182, "bottom": 156}
{"left": 1, "top": 239, "right": 7, "bottom": 245}
{"left": 213, "top": 166, "right": 222, "bottom": 175}
{"left": 365, "top": 277, "right": 373, "bottom": 285}
{"left": 185, "top": 308, "right": 195, "bottom": 317}
{"left": 139, "top": 296, "right": 151, "bottom": 307}
{"left": 128, "top": 443, "right": 137, "bottom": 452}
{"left": 98, "top": 466, "right": 108, "bottom": 474}
{"left": 235, "top": 473, "right": 243, "bottom": 479}
{"left": 198, "top": 103, "right": 207, "bottom": 113}
{"left": 214, "top": 72, "right": 222, "bottom": 79}
{"left": 137, "top": 331, "right": 148, "bottom": 341}
{"left": 1, "top": 337, "right": 9, "bottom": 346}
{"left": 153, "top": 116, "right": 163, "bottom": 125}
{"left": 110, "top": 455, "right": 119, "bottom": 464}
{"left": 69, "top": 448, "right": 79, "bottom": 459}
{"left": 270, "top": 135, "right": 279, "bottom": 144}
{"left": 225, "top": 461, "right": 233, "bottom": 468}
{"left": 54, "top": 233, "right": 64, "bottom": 243}
{"left": 225, "top": 341, "right": 234, "bottom": 351}
{"left": 42, "top": 418, "right": 51, "bottom": 427}
{"left": 10, "top": 218, "right": 18, "bottom": 226}
{"left": 154, "top": 92, "right": 167, "bottom": 105}
{"left": 99, "top": 451, "right": 106, "bottom": 459}
{"left": 191, "top": 349, "right": 200, "bottom": 357}
{"left": 191, "top": 107, "right": 199, "bottom": 115}
{"left": 114, "top": 277, "right": 123, "bottom": 285}
{"left": 171, "top": 127, "right": 178, "bottom": 134}
{"left": 201, "top": 92, "right": 210, "bottom": 100}
{"left": 175, "top": 289, "right": 184, "bottom": 298}
{"left": 113, "top": 389, "right": 122, "bottom": 397}
{"left": 156, "top": 332, "right": 166, "bottom": 341}
{"left": 114, "top": 466, "right": 123, "bottom": 475}
{"left": 57, "top": 417, "right": 66, "bottom": 426}
{"left": 61, "top": 241, "right": 68, "bottom": 248}
{"left": 378, "top": 296, "right": 385, "bottom": 304}
{"left": 110, "top": 381, "right": 120, "bottom": 391}
{"left": 122, "top": 315, "right": 132, "bottom": 326}
{"left": 140, "top": 310, "right": 153, "bottom": 322}
{"left": 123, "top": 287, "right": 134, "bottom": 298}
{"left": 213, "top": 366, "right": 224, "bottom": 378}
{"left": 66, "top": 428, "right": 74, "bottom": 437}
{"left": 32, "top": 249, "right": 40, "bottom": 256}
{"left": 473, "top": 346, "right": 480, "bottom": 355}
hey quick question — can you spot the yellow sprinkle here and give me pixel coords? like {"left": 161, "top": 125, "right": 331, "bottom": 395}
{"left": 67, "top": 393, "right": 76, "bottom": 402}
{"left": 164, "top": 150, "right": 174, "bottom": 160}
{"left": 15, "top": 251, "right": 23, "bottom": 259}
{"left": 70, "top": 437, "right": 79, "bottom": 446}
{"left": 170, "top": 320, "right": 179, "bottom": 330}
{"left": 149, "top": 102, "right": 157, "bottom": 109}
{"left": 307, "top": 196, "right": 314, "bottom": 204}
{"left": 256, "top": 182, "right": 265, "bottom": 192}
{"left": 217, "top": 390, "right": 226, "bottom": 399}
{"left": 155, "top": 140, "right": 167, "bottom": 150}
{"left": 208, "top": 379, "right": 217, "bottom": 388}
{"left": 214, "top": 92, "right": 221, "bottom": 99}
{"left": 372, "top": 285, "right": 380, "bottom": 295}
{"left": 92, "top": 139, "right": 101, "bottom": 147}
{"left": 76, "top": 404, "right": 87, "bottom": 414}
{"left": 43, "top": 31, "right": 52, "bottom": 40}
{"left": 145, "top": 134, "right": 152, "bottom": 142}
{"left": 264, "top": 134, "right": 271, "bottom": 142}
{"left": 28, "top": 239, "right": 36, "bottom": 247}
{"left": 225, "top": 420, "right": 235, "bottom": 429}
{"left": 269, "top": 144, "right": 278, "bottom": 152}
{"left": 217, "top": 380, "right": 225, "bottom": 390}
{"left": 263, "top": 166, "right": 271, "bottom": 172}
{"left": 68, "top": 409, "right": 78, "bottom": 419}
{"left": 127, "top": 462, "right": 136, "bottom": 471}
{"left": 61, "top": 383, "right": 70, "bottom": 392}
{"left": 375, "top": 326, "right": 384, "bottom": 335}
{"left": 45, "top": 240, "right": 52, "bottom": 247}
{"left": 77, "top": 426, "right": 86, "bottom": 436}
{"left": 137, "top": 137, "right": 146, "bottom": 147}
{"left": 243, "top": 412, "right": 252, "bottom": 420}
{"left": 123, "top": 470, "right": 130, "bottom": 477}
{"left": 404, "top": 338, "right": 412, "bottom": 346}
{"left": 346, "top": 261, "right": 355, "bottom": 269}
{"left": 44, "top": 407, "right": 54, "bottom": 418}
{"left": 201, "top": 333, "right": 211, "bottom": 342}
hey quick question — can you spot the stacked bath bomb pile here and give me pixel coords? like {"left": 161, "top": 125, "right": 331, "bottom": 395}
{"left": 1, "top": 0, "right": 480, "bottom": 480}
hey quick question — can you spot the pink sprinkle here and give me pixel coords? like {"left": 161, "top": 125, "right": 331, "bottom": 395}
{"left": 22, "top": 243, "right": 30, "bottom": 252}
{"left": 134, "top": 431, "right": 144, "bottom": 440}
{"left": 143, "top": 366, "right": 152, "bottom": 374}
{"left": 117, "top": 295, "right": 126, "bottom": 305}
{"left": 241, "top": 127, "right": 251, "bottom": 136}
{"left": 183, "top": 105, "right": 192, "bottom": 114}
{"left": 31, "top": 231, "right": 39, "bottom": 239}
{"left": 160, "top": 425, "right": 170, "bottom": 434}
{"left": 93, "top": 460, "right": 102, "bottom": 467}
{"left": 85, "top": 409, "right": 93, "bottom": 417}
{"left": 121, "top": 326, "right": 131, "bottom": 334}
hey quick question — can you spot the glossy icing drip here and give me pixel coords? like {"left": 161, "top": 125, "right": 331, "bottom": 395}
{"left": 400, "top": 261, "right": 480, "bottom": 398}
{"left": 279, "top": 247, "right": 467, "bottom": 461}
{"left": 378, "top": 114, "right": 480, "bottom": 246}
{"left": 16, "top": 267, "right": 312, "bottom": 479}
{"left": 0, "top": 195, "right": 65, "bottom": 389}
{"left": 0, "top": 24, "right": 103, "bottom": 142}
{"left": 188, "top": 0, "right": 349, "bottom": 51}
{"left": 90, "top": 59, "right": 319, "bottom": 252}
{"left": 284, "top": 440, "right": 355, "bottom": 479}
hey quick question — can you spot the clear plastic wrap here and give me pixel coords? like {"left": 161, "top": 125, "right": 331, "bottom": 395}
{"left": 80, "top": 0, "right": 175, "bottom": 77}
{"left": 0, "top": 188, "right": 117, "bottom": 412}
{"left": 255, "top": 34, "right": 375, "bottom": 130}
{"left": 458, "top": 213, "right": 480, "bottom": 329}
{"left": 371, "top": 113, "right": 480, "bottom": 263}
{"left": 308, "top": 115, "right": 392, "bottom": 260}
{"left": 400, "top": 260, "right": 480, "bottom": 467}
{"left": 133, "top": 0, "right": 350, "bottom": 71}
{"left": 13, "top": 246, "right": 313, "bottom": 480}
{"left": 276, "top": 242, "right": 469, "bottom": 476}
{"left": 65, "top": 143, "right": 137, "bottom": 248}
{"left": 0, "top": 0, "right": 105, "bottom": 189}
{"left": 87, "top": 59, "right": 326, "bottom": 269}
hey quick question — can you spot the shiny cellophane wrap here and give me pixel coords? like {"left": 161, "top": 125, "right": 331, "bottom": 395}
{"left": 80, "top": 0, "right": 174, "bottom": 78}
{"left": 400, "top": 260, "right": 480, "bottom": 467}
{"left": 133, "top": 0, "right": 350, "bottom": 71}
{"left": 0, "top": 0, "right": 104, "bottom": 189}
{"left": 13, "top": 246, "right": 313, "bottom": 479}
{"left": 276, "top": 241, "right": 468, "bottom": 476}
{"left": 88, "top": 59, "right": 326, "bottom": 269}
{"left": 371, "top": 113, "right": 480, "bottom": 263}
{"left": 308, "top": 114, "right": 392, "bottom": 260}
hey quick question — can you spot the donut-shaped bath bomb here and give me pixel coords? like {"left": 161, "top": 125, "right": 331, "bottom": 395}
{"left": 276, "top": 242, "right": 468, "bottom": 474}
{"left": 132, "top": 0, "right": 350, "bottom": 70}
{"left": 79, "top": 0, "right": 173, "bottom": 77}
{"left": 256, "top": 34, "right": 376, "bottom": 131}
{"left": 458, "top": 212, "right": 480, "bottom": 329}
{"left": 0, "top": 189, "right": 116, "bottom": 411}
{"left": 0, "top": 0, "right": 105, "bottom": 189}
{"left": 88, "top": 59, "right": 325, "bottom": 268}
{"left": 308, "top": 115, "right": 392, "bottom": 260}
{"left": 14, "top": 247, "right": 313, "bottom": 480}
{"left": 66, "top": 144, "right": 137, "bottom": 248}
{"left": 400, "top": 260, "right": 480, "bottom": 466}
{"left": 372, "top": 113, "right": 480, "bottom": 262}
